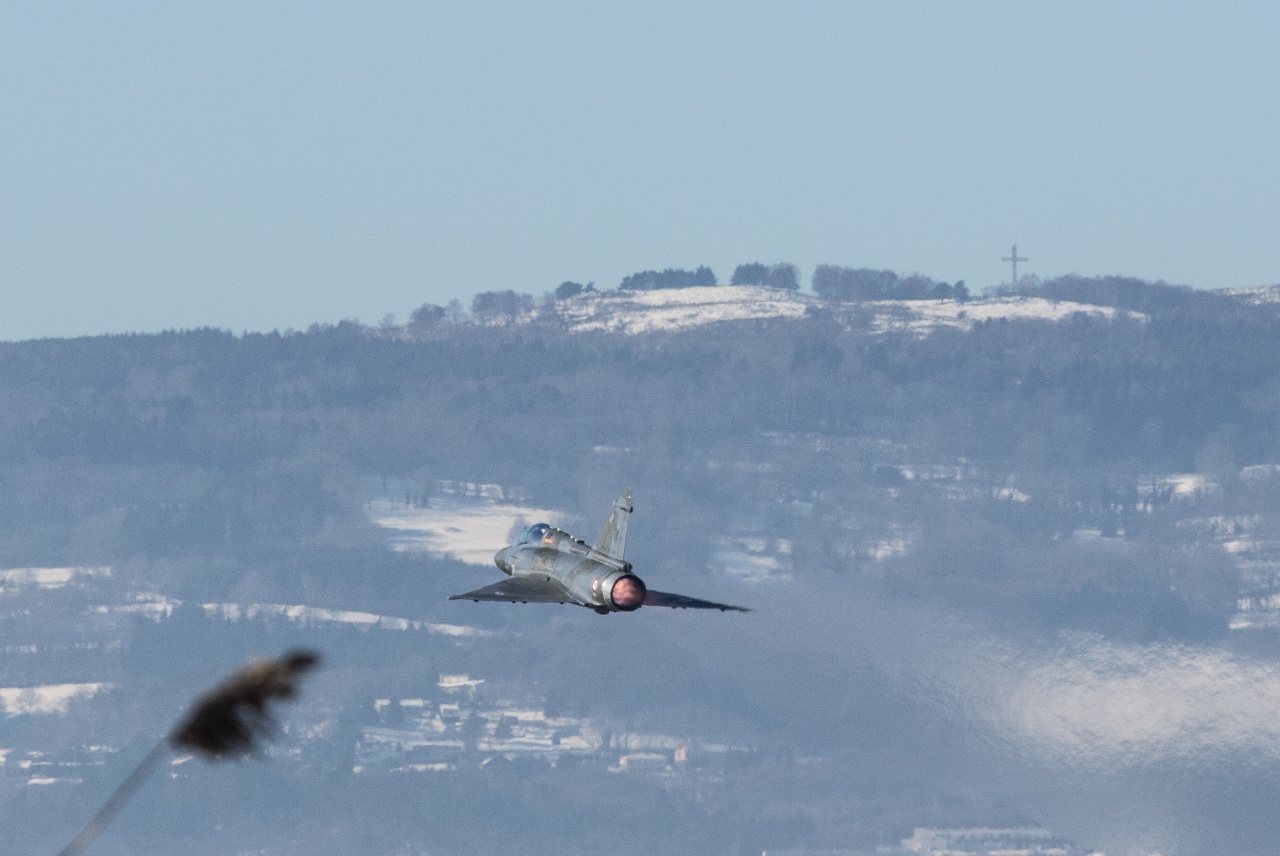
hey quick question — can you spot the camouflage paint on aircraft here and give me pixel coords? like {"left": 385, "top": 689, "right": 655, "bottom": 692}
{"left": 450, "top": 489, "right": 749, "bottom": 614}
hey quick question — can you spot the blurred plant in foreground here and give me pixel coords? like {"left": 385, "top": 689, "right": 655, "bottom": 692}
{"left": 56, "top": 650, "right": 321, "bottom": 856}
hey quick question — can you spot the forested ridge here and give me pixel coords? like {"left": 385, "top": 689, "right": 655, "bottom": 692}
{"left": 3, "top": 279, "right": 1278, "bottom": 478}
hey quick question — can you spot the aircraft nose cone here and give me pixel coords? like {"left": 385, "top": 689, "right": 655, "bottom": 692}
{"left": 494, "top": 548, "right": 512, "bottom": 573}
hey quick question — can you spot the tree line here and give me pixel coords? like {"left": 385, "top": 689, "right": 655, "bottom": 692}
{"left": 419, "top": 262, "right": 964, "bottom": 328}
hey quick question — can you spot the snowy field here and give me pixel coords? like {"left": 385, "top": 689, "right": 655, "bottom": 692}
{"left": 861, "top": 296, "right": 1139, "bottom": 335}
{"left": 202, "top": 602, "right": 490, "bottom": 636}
{"left": 368, "top": 496, "right": 565, "bottom": 565}
{"left": 87, "top": 596, "right": 490, "bottom": 636}
{"left": 551, "top": 286, "right": 1142, "bottom": 337}
{"left": 1221, "top": 284, "right": 1280, "bottom": 304}
{"left": 0, "top": 566, "right": 110, "bottom": 592}
{"left": 559, "top": 285, "right": 809, "bottom": 335}
{"left": 0, "top": 682, "right": 110, "bottom": 716}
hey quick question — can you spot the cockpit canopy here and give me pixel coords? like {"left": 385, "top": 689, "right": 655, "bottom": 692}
{"left": 517, "top": 523, "right": 552, "bottom": 545}
{"left": 516, "top": 522, "right": 590, "bottom": 552}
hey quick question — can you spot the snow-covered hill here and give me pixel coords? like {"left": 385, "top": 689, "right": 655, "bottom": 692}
{"left": 857, "top": 295, "right": 1138, "bottom": 335}
{"left": 550, "top": 285, "right": 1140, "bottom": 336}
{"left": 1220, "top": 284, "right": 1280, "bottom": 305}
{"left": 556, "top": 285, "right": 808, "bottom": 334}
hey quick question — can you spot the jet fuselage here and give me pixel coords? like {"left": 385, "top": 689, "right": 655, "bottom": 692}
{"left": 493, "top": 526, "right": 645, "bottom": 614}
{"left": 449, "top": 490, "right": 747, "bottom": 613}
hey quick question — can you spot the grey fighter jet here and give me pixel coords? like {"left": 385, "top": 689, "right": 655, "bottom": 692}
{"left": 450, "top": 489, "right": 749, "bottom": 614}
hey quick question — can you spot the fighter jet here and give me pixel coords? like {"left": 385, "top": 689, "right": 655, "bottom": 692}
{"left": 450, "top": 489, "right": 749, "bottom": 614}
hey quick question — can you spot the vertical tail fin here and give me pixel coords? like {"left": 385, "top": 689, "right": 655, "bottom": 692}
{"left": 592, "top": 488, "right": 633, "bottom": 561}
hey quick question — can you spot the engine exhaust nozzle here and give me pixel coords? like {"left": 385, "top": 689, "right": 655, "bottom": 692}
{"left": 609, "top": 575, "right": 646, "bottom": 611}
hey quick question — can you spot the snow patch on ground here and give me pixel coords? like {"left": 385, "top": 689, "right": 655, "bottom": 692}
{"left": 862, "top": 296, "right": 1135, "bottom": 335}
{"left": 559, "top": 285, "right": 809, "bottom": 334}
{"left": 868, "top": 538, "right": 911, "bottom": 560}
{"left": 1231, "top": 595, "right": 1280, "bottom": 630}
{"left": 1221, "top": 285, "right": 1280, "bottom": 304}
{"left": 369, "top": 498, "right": 564, "bottom": 565}
{"left": 552, "top": 287, "right": 1141, "bottom": 337}
{"left": 0, "top": 567, "right": 110, "bottom": 592}
{"left": 202, "top": 603, "right": 491, "bottom": 637}
{"left": 1163, "top": 474, "right": 1210, "bottom": 496}
{"left": 91, "top": 593, "right": 179, "bottom": 621}
{"left": 709, "top": 537, "right": 793, "bottom": 583}
{"left": 89, "top": 593, "right": 491, "bottom": 636}
{"left": 1138, "top": 473, "right": 1219, "bottom": 502}
{"left": 0, "top": 683, "right": 110, "bottom": 716}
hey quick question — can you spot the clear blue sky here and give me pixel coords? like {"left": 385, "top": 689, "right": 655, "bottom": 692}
{"left": 2, "top": 2, "right": 1278, "bottom": 339}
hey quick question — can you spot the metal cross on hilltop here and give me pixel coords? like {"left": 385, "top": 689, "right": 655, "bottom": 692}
{"left": 1002, "top": 244, "right": 1027, "bottom": 289}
